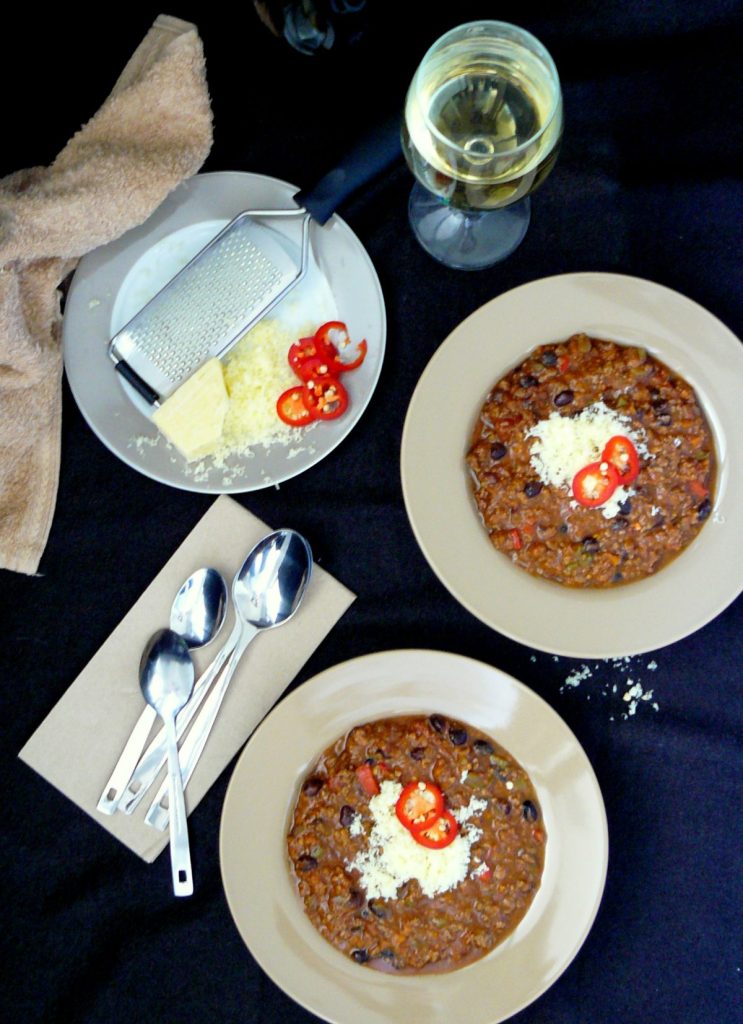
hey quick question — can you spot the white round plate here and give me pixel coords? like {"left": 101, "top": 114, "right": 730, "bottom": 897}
{"left": 220, "top": 649, "right": 608, "bottom": 1024}
{"left": 63, "top": 171, "right": 386, "bottom": 492}
{"left": 400, "top": 272, "right": 743, "bottom": 658}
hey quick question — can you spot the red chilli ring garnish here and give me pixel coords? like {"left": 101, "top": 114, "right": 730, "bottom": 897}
{"left": 412, "top": 810, "right": 459, "bottom": 850}
{"left": 572, "top": 460, "right": 620, "bottom": 508}
{"left": 602, "top": 435, "right": 640, "bottom": 485}
{"left": 395, "top": 781, "right": 444, "bottom": 833}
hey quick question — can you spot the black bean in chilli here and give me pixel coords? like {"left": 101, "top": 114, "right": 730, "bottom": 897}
{"left": 448, "top": 727, "right": 468, "bottom": 745}
{"left": 697, "top": 498, "right": 712, "bottom": 521}
{"left": 296, "top": 854, "right": 318, "bottom": 871}
{"left": 302, "top": 777, "right": 324, "bottom": 796}
{"left": 351, "top": 949, "right": 370, "bottom": 964}
{"left": 522, "top": 800, "right": 539, "bottom": 822}
{"left": 554, "top": 388, "right": 574, "bottom": 407}
{"left": 524, "top": 480, "right": 542, "bottom": 498}
{"left": 473, "top": 739, "right": 494, "bottom": 755}
{"left": 339, "top": 805, "right": 356, "bottom": 827}
{"left": 410, "top": 746, "right": 426, "bottom": 760}
{"left": 490, "top": 442, "right": 507, "bottom": 461}
{"left": 429, "top": 714, "right": 446, "bottom": 733}
{"left": 582, "top": 536, "right": 600, "bottom": 553}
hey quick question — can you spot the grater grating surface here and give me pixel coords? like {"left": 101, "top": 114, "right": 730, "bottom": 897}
{"left": 109, "top": 214, "right": 300, "bottom": 401}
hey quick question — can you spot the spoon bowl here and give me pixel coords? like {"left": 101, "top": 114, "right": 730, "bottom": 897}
{"left": 234, "top": 529, "right": 313, "bottom": 630}
{"left": 140, "top": 628, "right": 195, "bottom": 718}
{"left": 170, "top": 567, "right": 228, "bottom": 648}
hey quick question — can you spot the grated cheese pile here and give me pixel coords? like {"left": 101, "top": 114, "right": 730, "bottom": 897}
{"left": 347, "top": 781, "right": 485, "bottom": 900}
{"left": 525, "top": 401, "right": 650, "bottom": 519}
{"left": 145, "top": 318, "right": 312, "bottom": 466}
{"left": 215, "top": 320, "right": 306, "bottom": 455}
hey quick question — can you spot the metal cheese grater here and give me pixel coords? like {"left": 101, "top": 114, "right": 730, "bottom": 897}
{"left": 108, "top": 114, "right": 403, "bottom": 405}
{"left": 108, "top": 213, "right": 307, "bottom": 405}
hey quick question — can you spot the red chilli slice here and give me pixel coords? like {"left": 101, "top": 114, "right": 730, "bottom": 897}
{"left": 412, "top": 810, "right": 459, "bottom": 850}
{"left": 601, "top": 435, "right": 640, "bottom": 485}
{"left": 572, "top": 460, "right": 620, "bottom": 508}
{"left": 395, "top": 781, "right": 444, "bottom": 832}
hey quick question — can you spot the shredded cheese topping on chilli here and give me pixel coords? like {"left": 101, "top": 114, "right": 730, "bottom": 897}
{"left": 347, "top": 780, "right": 486, "bottom": 900}
{"left": 524, "top": 401, "right": 650, "bottom": 519}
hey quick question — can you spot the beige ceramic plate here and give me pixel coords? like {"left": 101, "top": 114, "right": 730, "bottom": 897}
{"left": 220, "top": 649, "right": 608, "bottom": 1024}
{"left": 63, "top": 171, "right": 385, "bottom": 493}
{"left": 401, "top": 272, "right": 743, "bottom": 658}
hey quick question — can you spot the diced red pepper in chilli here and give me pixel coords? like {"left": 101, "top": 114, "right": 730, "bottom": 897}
{"left": 355, "top": 763, "right": 380, "bottom": 797}
{"left": 689, "top": 479, "right": 708, "bottom": 500}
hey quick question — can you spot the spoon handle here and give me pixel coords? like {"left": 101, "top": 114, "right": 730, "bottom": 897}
{"left": 96, "top": 704, "right": 157, "bottom": 815}
{"left": 164, "top": 712, "right": 193, "bottom": 897}
{"left": 119, "top": 619, "right": 241, "bottom": 815}
{"left": 145, "top": 625, "right": 258, "bottom": 831}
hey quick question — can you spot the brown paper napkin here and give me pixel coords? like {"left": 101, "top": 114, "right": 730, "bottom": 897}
{"left": 0, "top": 14, "right": 213, "bottom": 575}
{"left": 19, "top": 496, "right": 355, "bottom": 862}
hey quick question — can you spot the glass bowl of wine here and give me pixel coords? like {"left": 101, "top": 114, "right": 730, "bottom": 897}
{"left": 402, "top": 20, "right": 563, "bottom": 269}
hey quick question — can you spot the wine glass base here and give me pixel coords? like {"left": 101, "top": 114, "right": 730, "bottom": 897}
{"left": 408, "top": 184, "right": 531, "bottom": 270}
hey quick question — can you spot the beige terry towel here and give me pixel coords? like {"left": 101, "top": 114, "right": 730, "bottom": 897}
{"left": 0, "top": 14, "right": 213, "bottom": 575}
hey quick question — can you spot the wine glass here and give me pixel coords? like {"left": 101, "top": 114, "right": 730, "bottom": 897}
{"left": 402, "top": 20, "right": 563, "bottom": 270}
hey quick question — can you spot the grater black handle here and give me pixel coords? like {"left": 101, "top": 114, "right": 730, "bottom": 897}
{"left": 294, "top": 111, "right": 403, "bottom": 226}
{"left": 114, "top": 360, "right": 161, "bottom": 406}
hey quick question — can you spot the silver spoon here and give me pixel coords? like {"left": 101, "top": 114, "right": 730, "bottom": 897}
{"left": 169, "top": 568, "right": 228, "bottom": 648}
{"left": 96, "top": 568, "right": 228, "bottom": 815}
{"left": 118, "top": 529, "right": 312, "bottom": 817}
{"left": 145, "top": 529, "right": 312, "bottom": 830}
{"left": 139, "top": 629, "right": 195, "bottom": 896}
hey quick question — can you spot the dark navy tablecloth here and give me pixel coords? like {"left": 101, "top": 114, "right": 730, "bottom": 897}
{"left": 2, "top": 4, "right": 741, "bottom": 1022}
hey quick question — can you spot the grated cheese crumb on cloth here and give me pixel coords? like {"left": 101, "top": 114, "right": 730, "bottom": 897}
{"left": 525, "top": 401, "right": 651, "bottom": 519}
{"left": 347, "top": 781, "right": 485, "bottom": 900}
{"left": 556, "top": 655, "right": 662, "bottom": 718}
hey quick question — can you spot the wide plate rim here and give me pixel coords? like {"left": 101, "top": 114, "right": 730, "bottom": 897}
{"left": 219, "top": 647, "right": 609, "bottom": 1024}
{"left": 400, "top": 271, "right": 743, "bottom": 658}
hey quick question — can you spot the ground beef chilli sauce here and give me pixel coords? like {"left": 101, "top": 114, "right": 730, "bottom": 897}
{"left": 466, "top": 334, "right": 715, "bottom": 587}
{"left": 287, "top": 714, "right": 545, "bottom": 973}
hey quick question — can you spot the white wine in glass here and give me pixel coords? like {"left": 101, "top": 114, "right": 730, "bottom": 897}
{"left": 402, "top": 21, "right": 563, "bottom": 269}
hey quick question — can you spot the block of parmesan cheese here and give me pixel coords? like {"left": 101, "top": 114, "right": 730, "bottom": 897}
{"left": 152, "top": 358, "right": 229, "bottom": 462}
